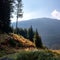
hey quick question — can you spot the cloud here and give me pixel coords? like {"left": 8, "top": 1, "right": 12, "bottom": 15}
{"left": 20, "top": 11, "right": 41, "bottom": 21}
{"left": 11, "top": 11, "right": 41, "bottom": 22}
{"left": 51, "top": 10, "right": 60, "bottom": 20}
{"left": 11, "top": 12, "right": 37, "bottom": 22}
{"left": 21, "top": 12, "right": 36, "bottom": 20}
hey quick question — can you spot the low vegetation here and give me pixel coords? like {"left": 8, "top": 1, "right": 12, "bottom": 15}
{"left": 0, "top": 33, "right": 35, "bottom": 57}
{"left": 0, "top": 49, "right": 60, "bottom": 60}
{"left": 10, "top": 33, "right": 35, "bottom": 47}
{"left": 0, "top": 33, "right": 60, "bottom": 60}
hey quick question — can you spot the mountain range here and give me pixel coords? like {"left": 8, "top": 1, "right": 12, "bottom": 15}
{"left": 12, "top": 18, "right": 60, "bottom": 49}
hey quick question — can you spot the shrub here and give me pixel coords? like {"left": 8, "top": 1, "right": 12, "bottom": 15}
{"left": 8, "top": 38, "right": 16, "bottom": 47}
{"left": 16, "top": 50, "right": 60, "bottom": 60}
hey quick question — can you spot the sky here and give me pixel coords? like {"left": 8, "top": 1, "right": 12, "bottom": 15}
{"left": 11, "top": 0, "right": 60, "bottom": 22}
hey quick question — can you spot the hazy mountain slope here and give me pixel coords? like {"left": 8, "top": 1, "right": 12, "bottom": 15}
{"left": 12, "top": 18, "right": 60, "bottom": 49}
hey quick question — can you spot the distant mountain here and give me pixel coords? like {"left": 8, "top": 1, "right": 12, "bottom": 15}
{"left": 12, "top": 18, "right": 60, "bottom": 49}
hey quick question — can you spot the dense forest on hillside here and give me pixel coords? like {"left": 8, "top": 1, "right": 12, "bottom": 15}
{"left": 12, "top": 26, "right": 43, "bottom": 48}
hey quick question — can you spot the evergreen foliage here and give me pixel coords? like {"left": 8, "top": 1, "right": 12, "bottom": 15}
{"left": 8, "top": 37, "right": 23, "bottom": 47}
{"left": 14, "top": 28, "right": 27, "bottom": 38}
{"left": 23, "top": 28, "right": 28, "bottom": 38}
{"left": 27, "top": 26, "right": 34, "bottom": 42}
{"left": 13, "top": 26, "right": 43, "bottom": 48}
{"left": 0, "top": 0, "right": 23, "bottom": 33}
{"left": 33, "top": 29, "right": 43, "bottom": 48}
{"left": 15, "top": 0, "right": 23, "bottom": 34}
{"left": 0, "top": 0, "right": 14, "bottom": 33}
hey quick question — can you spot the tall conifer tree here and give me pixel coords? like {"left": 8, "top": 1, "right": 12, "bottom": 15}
{"left": 27, "top": 26, "right": 34, "bottom": 42}
{"left": 0, "top": 0, "right": 13, "bottom": 33}
{"left": 33, "top": 29, "right": 43, "bottom": 48}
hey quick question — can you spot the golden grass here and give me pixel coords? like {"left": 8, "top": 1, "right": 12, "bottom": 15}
{"left": 10, "top": 33, "right": 35, "bottom": 47}
{"left": 51, "top": 50, "right": 60, "bottom": 54}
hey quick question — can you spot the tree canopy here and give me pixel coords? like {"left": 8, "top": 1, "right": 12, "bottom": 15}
{"left": 0, "top": 0, "right": 23, "bottom": 33}
{"left": 13, "top": 26, "right": 43, "bottom": 48}
{"left": 0, "top": 0, "right": 13, "bottom": 33}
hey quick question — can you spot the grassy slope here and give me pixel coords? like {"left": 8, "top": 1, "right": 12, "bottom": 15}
{"left": 0, "top": 33, "right": 35, "bottom": 46}
{"left": 0, "top": 49, "right": 60, "bottom": 60}
{"left": 0, "top": 33, "right": 35, "bottom": 57}
{"left": 51, "top": 50, "right": 60, "bottom": 54}
{"left": 10, "top": 33, "right": 35, "bottom": 47}
{"left": 0, "top": 33, "right": 60, "bottom": 60}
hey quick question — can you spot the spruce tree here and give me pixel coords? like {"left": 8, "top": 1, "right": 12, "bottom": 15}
{"left": 15, "top": 0, "right": 23, "bottom": 34}
{"left": 24, "top": 28, "right": 27, "bottom": 38}
{"left": 0, "top": 0, "right": 13, "bottom": 33}
{"left": 33, "top": 29, "right": 43, "bottom": 48}
{"left": 27, "top": 26, "right": 34, "bottom": 42}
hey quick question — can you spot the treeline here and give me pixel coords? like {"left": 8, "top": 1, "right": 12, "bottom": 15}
{"left": 0, "top": 0, "right": 23, "bottom": 33}
{"left": 0, "top": 0, "right": 12, "bottom": 33}
{"left": 12, "top": 26, "right": 43, "bottom": 48}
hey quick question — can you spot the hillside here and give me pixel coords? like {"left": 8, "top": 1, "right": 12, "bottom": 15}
{"left": 0, "top": 33, "right": 35, "bottom": 48}
{"left": 10, "top": 33, "right": 35, "bottom": 47}
{"left": 12, "top": 18, "right": 60, "bottom": 49}
{"left": 0, "top": 33, "right": 60, "bottom": 60}
{"left": 0, "top": 33, "right": 35, "bottom": 57}
{"left": 0, "top": 49, "right": 60, "bottom": 60}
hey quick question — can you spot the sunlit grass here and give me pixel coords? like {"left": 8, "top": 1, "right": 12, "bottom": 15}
{"left": 10, "top": 33, "right": 35, "bottom": 47}
{"left": 1, "top": 49, "right": 60, "bottom": 60}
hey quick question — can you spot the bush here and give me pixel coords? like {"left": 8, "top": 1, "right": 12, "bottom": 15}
{"left": 8, "top": 37, "right": 23, "bottom": 47}
{"left": 8, "top": 38, "right": 16, "bottom": 47}
{"left": 16, "top": 50, "right": 60, "bottom": 60}
{"left": 1, "top": 50, "right": 60, "bottom": 60}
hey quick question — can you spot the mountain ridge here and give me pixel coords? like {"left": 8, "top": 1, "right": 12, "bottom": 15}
{"left": 12, "top": 18, "right": 60, "bottom": 49}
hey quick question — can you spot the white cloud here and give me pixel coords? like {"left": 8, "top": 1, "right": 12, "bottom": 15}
{"left": 11, "top": 12, "right": 36, "bottom": 22}
{"left": 21, "top": 11, "right": 41, "bottom": 20}
{"left": 11, "top": 11, "right": 41, "bottom": 22}
{"left": 51, "top": 10, "right": 60, "bottom": 20}
{"left": 21, "top": 12, "right": 36, "bottom": 20}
